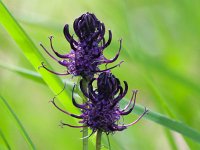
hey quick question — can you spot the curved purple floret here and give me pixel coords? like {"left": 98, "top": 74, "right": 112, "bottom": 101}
{"left": 40, "top": 12, "right": 122, "bottom": 79}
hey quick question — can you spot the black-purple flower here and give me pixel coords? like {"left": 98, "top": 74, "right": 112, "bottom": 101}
{"left": 51, "top": 72, "right": 148, "bottom": 134}
{"left": 40, "top": 12, "right": 122, "bottom": 79}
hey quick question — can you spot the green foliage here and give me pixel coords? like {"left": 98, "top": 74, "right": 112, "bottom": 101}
{"left": 0, "top": 128, "right": 11, "bottom": 150}
{"left": 1, "top": 0, "right": 200, "bottom": 149}
{"left": 0, "top": 96, "right": 35, "bottom": 149}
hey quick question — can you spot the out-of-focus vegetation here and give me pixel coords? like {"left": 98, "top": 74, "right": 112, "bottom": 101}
{"left": 1, "top": 0, "right": 200, "bottom": 149}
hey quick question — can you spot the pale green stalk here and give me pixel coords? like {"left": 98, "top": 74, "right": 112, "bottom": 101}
{"left": 96, "top": 130, "right": 102, "bottom": 150}
{"left": 81, "top": 79, "right": 89, "bottom": 150}
{"left": 75, "top": 77, "right": 88, "bottom": 150}
{"left": 0, "top": 96, "right": 35, "bottom": 149}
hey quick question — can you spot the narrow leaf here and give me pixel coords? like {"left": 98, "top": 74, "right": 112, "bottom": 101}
{"left": 0, "top": 0, "right": 72, "bottom": 111}
{"left": 0, "top": 128, "right": 11, "bottom": 150}
{"left": 0, "top": 96, "right": 35, "bottom": 149}
{"left": 130, "top": 104, "right": 200, "bottom": 143}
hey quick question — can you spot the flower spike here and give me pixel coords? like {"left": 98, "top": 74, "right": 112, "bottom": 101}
{"left": 57, "top": 72, "right": 147, "bottom": 134}
{"left": 40, "top": 12, "right": 123, "bottom": 79}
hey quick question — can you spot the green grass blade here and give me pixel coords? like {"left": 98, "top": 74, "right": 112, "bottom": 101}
{"left": 0, "top": 62, "right": 73, "bottom": 90}
{"left": 144, "top": 76, "right": 180, "bottom": 149}
{"left": 0, "top": 62, "right": 44, "bottom": 84}
{"left": 163, "top": 129, "right": 178, "bottom": 150}
{"left": 0, "top": 96, "right": 35, "bottom": 149}
{"left": 0, "top": 128, "right": 11, "bottom": 150}
{"left": 144, "top": 74, "right": 199, "bottom": 149}
{"left": 2, "top": 65, "right": 200, "bottom": 144}
{"left": 130, "top": 104, "right": 200, "bottom": 143}
{"left": 0, "top": 0, "right": 71, "bottom": 108}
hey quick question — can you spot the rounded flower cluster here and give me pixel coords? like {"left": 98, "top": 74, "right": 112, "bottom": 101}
{"left": 40, "top": 12, "right": 122, "bottom": 79}
{"left": 79, "top": 72, "right": 148, "bottom": 133}
{"left": 51, "top": 72, "right": 148, "bottom": 134}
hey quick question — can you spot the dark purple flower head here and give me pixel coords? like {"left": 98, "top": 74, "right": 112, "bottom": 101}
{"left": 73, "top": 12, "right": 104, "bottom": 42}
{"left": 51, "top": 72, "right": 148, "bottom": 134}
{"left": 97, "top": 72, "right": 120, "bottom": 99}
{"left": 40, "top": 12, "right": 122, "bottom": 79}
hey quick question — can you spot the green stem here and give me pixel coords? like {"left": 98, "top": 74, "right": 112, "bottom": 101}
{"left": 79, "top": 78, "right": 89, "bottom": 150}
{"left": 96, "top": 130, "right": 102, "bottom": 150}
{"left": 83, "top": 127, "right": 88, "bottom": 150}
{"left": 106, "top": 134, "right": 111, "bottom": 150}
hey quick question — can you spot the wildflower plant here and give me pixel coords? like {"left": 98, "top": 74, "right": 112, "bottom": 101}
{"left": 40, "top": 12, "right": 148, "bottom": 150}
{"left": 2, "top": 2, "right": 200, "bottom": 150}
{"left": 40, "top": 12, "right": 122, "bottom": 80}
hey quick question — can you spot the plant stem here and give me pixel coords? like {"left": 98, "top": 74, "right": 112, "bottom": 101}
{"left": 106, "top": 134, "right": 111, "bottom": 150}
{"left": 80, "top": 78, "right": 89, "bottom": 150}
{"left": 96, "top": 130, "right": 102, "bottom": 150}
{"left": 83, "top": 126, "right": 88, "bottom": 150}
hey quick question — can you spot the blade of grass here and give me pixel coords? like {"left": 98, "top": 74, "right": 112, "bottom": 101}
{"left": 144, "top": 75, "right": 182, "bottom": 150}
{"left": 0, "top": 1, "right": 93, "bottom": 149}
{"left": 0, "top": 0, "right": 71, "bottom": 109}
{"left": 144, "top": 73, "right": 200, "bottom": 149}
{"left": 2, "top": 65, "right": 200, "bottom": 144}
{"left": 0, "top": 62, "right": 73, "bottom": 90}
{"left": 131, "top": 104, "right": 200, "bottom": 143}
{"left": 0, "top": 95, "right": 35, "bottom": 149}
{"left": 0, "top": 128, "right": 11, "bottom": 150}
{"left": 0, "top": 62, "right": 44, "bottom": 84}
{"left": 164, "top": 130, "right": 179, "bottom": 150}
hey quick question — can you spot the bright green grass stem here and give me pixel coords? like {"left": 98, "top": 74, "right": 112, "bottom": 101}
{"left": 76, "top": 77, "right": 89, "bottom": 150}
{"left": 0, "top": 96, "right": 35, "bottom": 150}
{"left": 96, "top": 130, "right": 102, "bottom": 150}
{"left": 81, "top": 79, "right": 89, "bottom": 150}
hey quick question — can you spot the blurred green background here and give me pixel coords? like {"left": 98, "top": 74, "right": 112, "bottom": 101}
{"left": 0, "top": 0, "right": 200, "bottom": 149}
